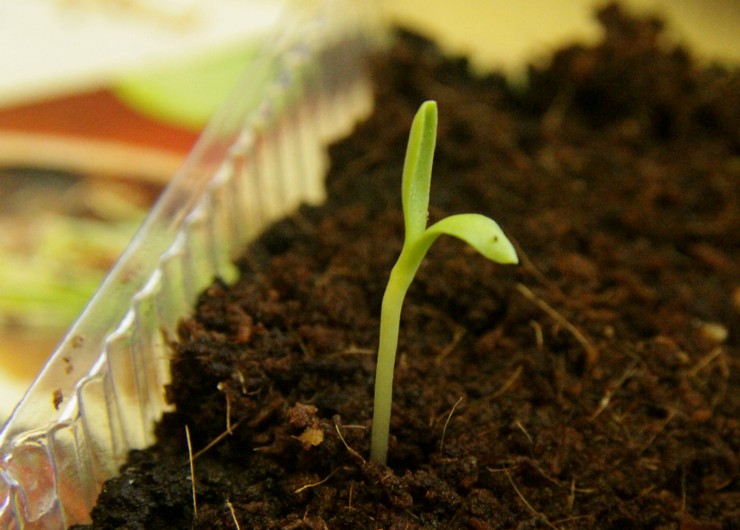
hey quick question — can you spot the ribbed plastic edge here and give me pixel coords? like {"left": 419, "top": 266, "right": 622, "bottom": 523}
{"left": 0, "top": 1, "right": 385, "bottom": 527}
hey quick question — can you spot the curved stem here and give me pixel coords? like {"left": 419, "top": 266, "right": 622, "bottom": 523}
{"left": 369, "top": 238, "right": 434, "bottom": 464}
{"left": 369, "top": 267, "right": 407, "bottom": 464}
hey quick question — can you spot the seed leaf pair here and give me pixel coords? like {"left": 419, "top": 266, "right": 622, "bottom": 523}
{"left": 370, "top": 101, "right": 518, "bottom": 464}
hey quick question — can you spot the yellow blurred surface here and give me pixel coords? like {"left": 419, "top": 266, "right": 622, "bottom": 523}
{"left": 384, "top": 0, "right": 740, "bottom": 77}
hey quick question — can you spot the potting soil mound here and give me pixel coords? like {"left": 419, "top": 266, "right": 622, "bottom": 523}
{"left": 74, "top": 4, "right": 739, "bottom": 529}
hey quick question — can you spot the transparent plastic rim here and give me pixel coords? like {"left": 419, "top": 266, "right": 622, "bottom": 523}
{"left": 0, "top": 1, "right": 385, "bottom": 527}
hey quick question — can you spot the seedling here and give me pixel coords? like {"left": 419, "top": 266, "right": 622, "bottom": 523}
{"left": 369, "top": 101, "right": 519, "bottom": 465}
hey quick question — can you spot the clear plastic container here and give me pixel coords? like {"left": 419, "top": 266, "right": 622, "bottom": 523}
{"left": 0, "top": 1, "right": 384, "bottom": 527}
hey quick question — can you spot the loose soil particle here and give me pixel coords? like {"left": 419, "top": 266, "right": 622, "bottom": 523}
{"left": 75, "top": 4, "right": 739, "bottom": 529}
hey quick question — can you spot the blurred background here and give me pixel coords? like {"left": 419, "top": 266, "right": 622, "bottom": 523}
{"left": 1, "top": 0, "right": 738, "bottom": 423}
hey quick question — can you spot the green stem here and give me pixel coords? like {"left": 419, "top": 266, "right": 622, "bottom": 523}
{"left": 370, "top": 240, "right": 430, "bottom": 464}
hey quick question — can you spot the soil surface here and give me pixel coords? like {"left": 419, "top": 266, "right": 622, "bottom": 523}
{"left": 75, "top": 5, "right": 739, "bottom": 529}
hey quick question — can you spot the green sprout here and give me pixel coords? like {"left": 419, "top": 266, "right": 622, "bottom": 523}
{"left": 369, "top": 101, "right": 519, "bottom": 465}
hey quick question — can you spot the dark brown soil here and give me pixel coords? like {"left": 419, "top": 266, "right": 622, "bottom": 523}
{"left": 75, "top": 4, "right": 739, "bottom": 529}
